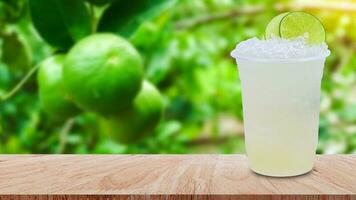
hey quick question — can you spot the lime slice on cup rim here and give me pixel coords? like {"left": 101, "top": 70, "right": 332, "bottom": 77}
{"left": 265, "top": 11, "right": 326, "bottom": 45}
{"left": 265, "top": 12, "right": 289, "bottom": 39}
{"left": 280, "top": 11, "right": 326, "bottom": 44}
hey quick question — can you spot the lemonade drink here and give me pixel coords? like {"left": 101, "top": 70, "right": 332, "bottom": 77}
{"left": 231, "top": 37, "right": 330, "bottom": 177}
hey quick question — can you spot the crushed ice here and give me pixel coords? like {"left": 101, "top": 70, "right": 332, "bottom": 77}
{"left": 231, "top": 37, "right": 330, "bottom": 60}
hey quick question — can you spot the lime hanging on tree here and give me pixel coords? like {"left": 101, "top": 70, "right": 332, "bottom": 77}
{"left": 100, "top": 80, "right": 164, "bottom": 143}
{"left": 37, "top": 55, "right": 81, "bottom": 121}
{"left": 63, "top": 33, "right": 144, "bottom": 115}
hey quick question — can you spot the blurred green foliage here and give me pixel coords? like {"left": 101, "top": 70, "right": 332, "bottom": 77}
{"left": 0, "top": 0, "right": 355, "bottom": 154}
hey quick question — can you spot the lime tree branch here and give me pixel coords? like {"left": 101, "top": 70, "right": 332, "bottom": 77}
{"left": 276, "top": 1, "right": 356, "bottom": 13}
{"left": 186, "top": 135, "right": 243, "bottom": 147}
{"left": 58, "top": 118, "right": 75, "bottom": 154}
{"left": 89, "top": 3, "right": 96, "bottom": 33}
{"left": 0, "top": 64, "right": 40, "bottom": 102}
{"left": 175, "top": 2, "right": 356, "bottom": 30}
{"left": 175, "top": 5, "right": 264, "bottom": 30}
{"left": 187, "top": 115, "right": 244, "bottom": 146}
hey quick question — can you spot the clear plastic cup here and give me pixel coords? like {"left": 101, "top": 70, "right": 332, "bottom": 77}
{"left": 233, "top": 54, "right": 328, "bottom": 177}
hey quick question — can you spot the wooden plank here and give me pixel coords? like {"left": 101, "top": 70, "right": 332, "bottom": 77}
{"left": 0, "top": 195, "right": 354, "bottom": 200}
{"left": 0, "top": 155, "right": 355, "bottom": 200}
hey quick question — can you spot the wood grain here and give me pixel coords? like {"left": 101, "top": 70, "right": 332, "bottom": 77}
{"left": 0, "top": 155, "right": 355, "bottom": 200}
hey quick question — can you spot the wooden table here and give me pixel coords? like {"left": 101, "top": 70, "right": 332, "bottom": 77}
{"left": 0, "top": 155, "right": 355, "bottom": 200}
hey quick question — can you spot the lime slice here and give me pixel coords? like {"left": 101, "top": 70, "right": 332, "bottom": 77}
{"left": 265, "top": 12, "right": 289, "bottom": 39}
{"left": 279, "top": 11, "right": 326, "bottom": 44}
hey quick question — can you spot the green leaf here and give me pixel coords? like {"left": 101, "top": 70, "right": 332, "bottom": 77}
{"left": 98, "top": 0, "right": 176, "bottom": 38}
{"left": 1, "top": 32, "right": 31, "bottom": 70}
{"left": 29, "top": 0, "right": 91, "bottom": 50}
{"left": 94, "top": 140, "right": 127, "bottom": 153}
{"left": 85, "top": 0, "right": 114, "bottom": 6}
{"left": 0, "top": 0, "right": 27, "bottom": 23}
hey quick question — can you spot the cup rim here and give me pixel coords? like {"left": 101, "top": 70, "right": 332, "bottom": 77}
{"left": 232, "top": 51, "right": 330, "bottom": 63}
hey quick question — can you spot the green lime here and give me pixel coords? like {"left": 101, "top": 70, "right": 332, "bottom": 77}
{"left": 265, "top": 12, "right": 289, "bottom": 39}
{"left": 279, "top": 11, "right": 325, "bottom": 44}
{"left": 99, "top": 80, "right": 163, "bottom": 144}
{"left": 265, "top": 11, "right": 326, "bottom": 44}
{"left": 37, "top": 55, "right": 81, "bottom": 121}
{"left": 63, "top": 33, "right": 144, "bottom": 115}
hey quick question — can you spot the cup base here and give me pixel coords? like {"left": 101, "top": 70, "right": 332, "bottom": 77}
{"left": 249, "top": 166, "right": 313, "bottom": 177}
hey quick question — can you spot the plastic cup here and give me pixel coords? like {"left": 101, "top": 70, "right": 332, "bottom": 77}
{"left": 232, "top": 54, "right": 328, "bottom": 177}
